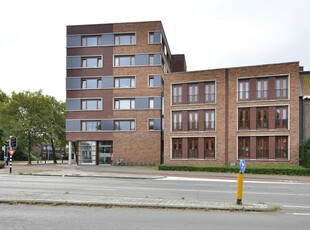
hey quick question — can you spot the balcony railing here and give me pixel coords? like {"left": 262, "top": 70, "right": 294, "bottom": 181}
{"left": 256, "top": 90, "right": 268, "bottom": 100}
{"left": 275, "top": 148, "right": 288, "bottom": 159}
{"left": 205, "top": 93, "right": 216, "bottom": 103}
{"left": 256, "top": 148, "right": 269, "bottom": 158}
{"left": 188, "top": 122, "right": 199, "bottom": 130}
{"left": 188, "top": 94, "right": 199, "bottom": 104}
{"left": 172, "top": 122, "right": 183, "bottom": 131}
{"left": 275, "top": 119, "right": 287, "bottom": 129}
{"left": 205, "top": 149, "right": 215, "bottom": 158}
{"left": 238, "top": 120, "right": 250, "bottom": 129}
{"left": 172, "top": 96, "right": 183, "bottom": 105}
{"left": 172, "top": 149, "right": 182, "bottom": 158}
{"left": 205, "top": 121, "right": 215, "bottom": 130}
{"left": 257, "top": 119, "right": 268, "bottom": 129}
{"left": 189, "top": 149, "right": 198, "bottom": 158}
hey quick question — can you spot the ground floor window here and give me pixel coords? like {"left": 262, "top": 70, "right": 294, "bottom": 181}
{"left": 172, "top": 138, "right": 182, "bottom": 158}
{"left": 238, "top": 137, "right": 250, "bottom": 159}
{"left": 79, "top": 141, "right": 113, "bottom": 165}
{"left": 275, "top": 136, "right": 288, "bottom": 159}
{"left": 205, "top": 138, "right": 215, "bottom": 159}
{"left": 172, "top": 137, "right": 216, "bottom": 160}
{"left": 188, "top": 138, "right": 198, "bottom": 158}
{"left": 256, "top": 137, "right": 269, "bottom": 159}
{"left": 79, "top": 141, "right": 96, "bottom": 165}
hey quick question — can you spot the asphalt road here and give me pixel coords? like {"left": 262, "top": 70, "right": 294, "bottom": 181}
{"left": 0, "top": 174, "right": 309, "bottom": 215}
{"left": 0, "top": 204, "right": 309, "bottom": 230}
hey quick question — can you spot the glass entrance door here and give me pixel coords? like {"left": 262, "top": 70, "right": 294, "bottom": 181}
{"left": 99, "top": 141, "right": 113, "bottom": 165}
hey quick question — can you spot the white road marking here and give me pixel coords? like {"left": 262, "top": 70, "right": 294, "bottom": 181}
{"left": 283, "top": 205, "right": 310, "bottom": 209}
{"left": 293, "top": 213, "right": 310, "bottom": 216}
{"left": 159, "top": 176, "right": 309, "bottom": 185}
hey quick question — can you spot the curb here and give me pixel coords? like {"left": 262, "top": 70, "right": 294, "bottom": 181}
{"left": 0, "top": 199, "right": 275, "bottom": 212}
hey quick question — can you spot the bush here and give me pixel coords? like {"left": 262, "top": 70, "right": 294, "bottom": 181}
{"left": 158, "top": 164, "right": 310, "bottom": 176}
{"left": 300, "top": 139, "right": 310, "bottom": 168}
{"left": 0, "top": 162, "right": 4, "bottom": 169}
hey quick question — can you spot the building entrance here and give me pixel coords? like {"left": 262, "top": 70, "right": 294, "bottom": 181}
{"left": 99, "top": 141, "right": 113, "bottom": 165}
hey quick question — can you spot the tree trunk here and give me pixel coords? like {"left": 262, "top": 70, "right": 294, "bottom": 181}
{"left": 51, "top": 138, "right": 57, "bottom": 164}
{"left": 27, "top": 134, "right": 31, "bottom": 164}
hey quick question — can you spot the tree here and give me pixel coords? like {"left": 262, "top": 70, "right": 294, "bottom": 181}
{"left": 300, "top": 138, "right": 310, "bottom": 168}
{"left": 0, "top": 90, "right": 65, "bottom": 164}
{"left": 42, "top": 97, "right": 65, "bottom": 163}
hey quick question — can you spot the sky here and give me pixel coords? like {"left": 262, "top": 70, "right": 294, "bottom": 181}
{"left": 1, "top": 0, "right": 310, "bottom": 102}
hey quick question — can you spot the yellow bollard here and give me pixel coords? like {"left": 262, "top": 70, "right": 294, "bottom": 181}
{"left": 236, "top": 172, "right": 244, "bottom": 205}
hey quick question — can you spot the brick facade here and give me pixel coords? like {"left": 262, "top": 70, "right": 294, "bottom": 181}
{"left": 66, "top": 21, "right": 302, "bottom": 166}
{"left": 164, "top": 62, "right": 300, "bottom": 166}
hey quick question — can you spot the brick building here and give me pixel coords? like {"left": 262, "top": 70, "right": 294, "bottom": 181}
{"left": 66, "top": 21, "right": 185, "bottom": 165}
{"left": 164, "top": 62, "right": 300, "bottom": 166}
{"left": 66, "top": 21, "right": 301, "bottom": 166}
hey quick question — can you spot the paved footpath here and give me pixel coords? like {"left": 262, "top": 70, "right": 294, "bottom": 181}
{"left": 1, "top": 161, "right": 309, "bottom": 212}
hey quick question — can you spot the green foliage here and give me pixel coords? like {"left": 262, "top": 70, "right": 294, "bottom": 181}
{"left": 300, "top": 139, "right": 310, "bottom": 168}
{"left": 0, "top": 90, "right": 65, "bottom": 164}
{"left": 0, "top": 162, "right": 4, "bottom": 169}
{"left": 159, "top": 164, "right": 310, "bottom": 176}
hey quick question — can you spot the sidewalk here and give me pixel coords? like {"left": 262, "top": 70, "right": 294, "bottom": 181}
{"left": 1, "top": 162, "right": 308, "bottom": 212}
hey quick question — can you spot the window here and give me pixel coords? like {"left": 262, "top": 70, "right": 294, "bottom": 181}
{"left": 238, "top": 80, "right": 250, "bottom": 101}
{"left": 114, "top": 55, "right": 135, "bottom": 67}
{"left": 275, "top": 136, "right": 288, "bottom": 159}
{"left": 188, "top": 84, "right": 199, "bottom": 103}
{"left": 172, "top": 111, "right": 182, "bottom": 131}
{"left": 172, "top": 85, "right": 183, "bottom": 104}
{"left": 275, "top": 107, "right": 288, "bottom": 129}
{"left": 149, "top": 76, "right": 154, "bottom": 87}
{"left": 81, "top": 57, "right": 102, "bottom": 68}
{"left": 82, "top": 36, "right": 101, "bottom": 46}
{"left": 205, "top": 82, "right": 215, "bottom": 103}
{"left": 188, "top": 111, "right": 198, "bottom": 130}
{"left": 149, "top": 98, "right": 154, "bottom": 109}
{"left": 276, "top": 77, "right": 288, "bottom": 99}
{"left": 79, "top": 141, "right": 96, "bottom": 165}
{"left": 188, "top": 138, "right": 198, "bottom": 158}
{"left": 149, "top": 32, "right": 155, "bottom": 43}
{"left": 149, "top": 54, "right": 154, "bottom": 65}
{"left": 205, "top": 138, "right": 215, "bottom": 159}
{"left": 114, "top": 120, "right": 135, "bottom": 131}
{"left": 257, "top": 137, "right": 269, "bottom": 158}
{"left": 81, "top": 78, "right": 102, "bottom": 89}
{"left": 238, "top": 137, "right": 250, "bottom": 158}
{"left": 81, "top": 99, "right": 102, "bottom": 110}
{"left": 114, "top": 33, "right": 136, "bottom": 45}
{"left": 148, "top": 119, "right": 154, "bottom": 130}
{"left": 257, "top": 79, "right": 268, "bottom": 100}
{"left": 81, "top": 121, "right": 101, "bottom": 131}
{"left": 205, "top": 110, "right": 215, "bottom": 130}
{"left": 238, "top": 108, "right": 250, "bottom": 129}
{"left": 257, "top": 107, "right": 268, "bottom": 129}
{"left": 172, "top": 138, "right": 182, "bottom": 158}
{"left": 114, "top": 99, "right": 135, "bottom": 109}
{"left": 114, "top": 77, "right": 135, "bottom": 88}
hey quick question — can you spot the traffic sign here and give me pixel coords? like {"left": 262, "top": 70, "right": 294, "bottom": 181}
{"left": 239, "top": 160, "right": 246, "bottom": 173}
{"left": 8, "top": 150, "right": 15, "bottom": 156}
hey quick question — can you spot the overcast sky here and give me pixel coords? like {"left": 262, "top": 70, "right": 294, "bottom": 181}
{"left": 1, "top": 0, "right": 309, "bottom": 101}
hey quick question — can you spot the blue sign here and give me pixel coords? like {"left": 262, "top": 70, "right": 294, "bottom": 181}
{"left": 46, "top": 146, "right": 52, "bottom": 151}
{"left": 239, "top": 160, "right": 246, "bottom": 173}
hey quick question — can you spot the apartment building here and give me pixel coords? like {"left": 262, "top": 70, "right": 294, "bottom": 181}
{"left": 66, "top": 20, "right": 301, "bottom": 166}
{"left": 66, "top": 21, "right": 186, "bottom": 165}
{"left": 164, "top": 62, "right": 300, "bottom": 166}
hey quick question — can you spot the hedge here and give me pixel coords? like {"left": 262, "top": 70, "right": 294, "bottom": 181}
{"left": 0, "top": 163, "right": 4, "bottom": 169}
{"left": 158, "top": 164, "right": 310, "bottom": 176}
